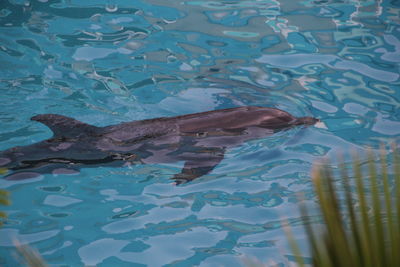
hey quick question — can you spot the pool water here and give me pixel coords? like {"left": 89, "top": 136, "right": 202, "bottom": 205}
{"left": 0, "top": 0, "right": 399, "bottom": 266}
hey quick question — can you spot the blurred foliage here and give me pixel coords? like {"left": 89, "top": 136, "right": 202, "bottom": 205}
{"left": 288, "top": 145, "right": 400, "bottom": 267}
{"left": 0, "top": 189, "right": 47, "bottom": 266}
{"left": 14, "top": 240, "right": 48, "bottom": 267}
{"left": 0, "top": 189, "right": 10, "bottom": 226}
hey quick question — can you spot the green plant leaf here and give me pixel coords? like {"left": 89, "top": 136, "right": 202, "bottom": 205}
{"left": 285, "top": 147, "right": 400, "bottom": 267}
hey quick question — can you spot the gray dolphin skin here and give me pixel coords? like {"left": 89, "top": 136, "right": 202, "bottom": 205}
{"left": 0, "top": 106, "right": 318, "bottom": 184}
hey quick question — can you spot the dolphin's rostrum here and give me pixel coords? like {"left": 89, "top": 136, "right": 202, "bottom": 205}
{"left": 0, "top": 106, "right": 318, "bottom": 184}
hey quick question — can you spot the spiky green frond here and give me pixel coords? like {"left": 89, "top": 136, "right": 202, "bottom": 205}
{"left": 0, "top": 189, "right": 10, "bottom": 227}
{"left": 296, "top": 146, "right": 400, "bottom": 267}
{"left": 14, "top": 240, "right": 49, "bottom": 267}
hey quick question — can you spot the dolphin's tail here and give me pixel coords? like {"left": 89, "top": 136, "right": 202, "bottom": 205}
{"left": 294, "top": 116, "right": 320, "bottom": 126}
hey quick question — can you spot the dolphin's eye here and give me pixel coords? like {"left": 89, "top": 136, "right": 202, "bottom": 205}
{"left": 196, "top": 132, "right": 207, "bottom": 137}
{"left": 46, "top": 136, "right": 67, "bottom": 143}
{"left": 55, "top": 136, "right": 67, "bottom": 142}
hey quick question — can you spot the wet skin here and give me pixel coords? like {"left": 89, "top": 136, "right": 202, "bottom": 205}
{"left": 0, "top": 106, "right": 318, "bottom": 184}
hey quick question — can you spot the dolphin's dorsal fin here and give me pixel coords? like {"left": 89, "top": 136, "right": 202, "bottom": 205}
{"left": 31, "top": 114, "right": 99, "bottom": 138}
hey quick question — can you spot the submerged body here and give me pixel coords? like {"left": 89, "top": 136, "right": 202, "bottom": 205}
{"left": 0, "top": 106, "right": 318, "bottom": 184}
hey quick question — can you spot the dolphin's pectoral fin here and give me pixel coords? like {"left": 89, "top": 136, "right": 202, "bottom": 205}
{"left": 31, "top": 114, "right": 99, "bottom": 138}
{"left": 172, "top": 150, "right": 225, "bottom": 185}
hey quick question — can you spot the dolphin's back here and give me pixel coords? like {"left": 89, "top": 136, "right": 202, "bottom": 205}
{"left": 104, "top": 106, "right": 306, "bottom": 137}
{"left": 175, "top": 106, "right": 296, "bottom": 133}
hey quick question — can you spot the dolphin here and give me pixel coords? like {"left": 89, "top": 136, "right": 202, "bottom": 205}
{"left": 0, "top": 106, "right": 318, "bottom": 184}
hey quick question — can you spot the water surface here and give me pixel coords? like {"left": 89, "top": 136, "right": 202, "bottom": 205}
{"left": 0, "top": 0, "right": 399, "bottom": 266}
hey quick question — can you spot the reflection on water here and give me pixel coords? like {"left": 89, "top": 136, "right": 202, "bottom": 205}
{"left": 0, "top": 0, "right": 399, "bottom": 266}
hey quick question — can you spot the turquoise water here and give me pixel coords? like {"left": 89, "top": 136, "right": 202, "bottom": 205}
{"left": 0, "top": 0, "right": 399, "bottom": 266}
